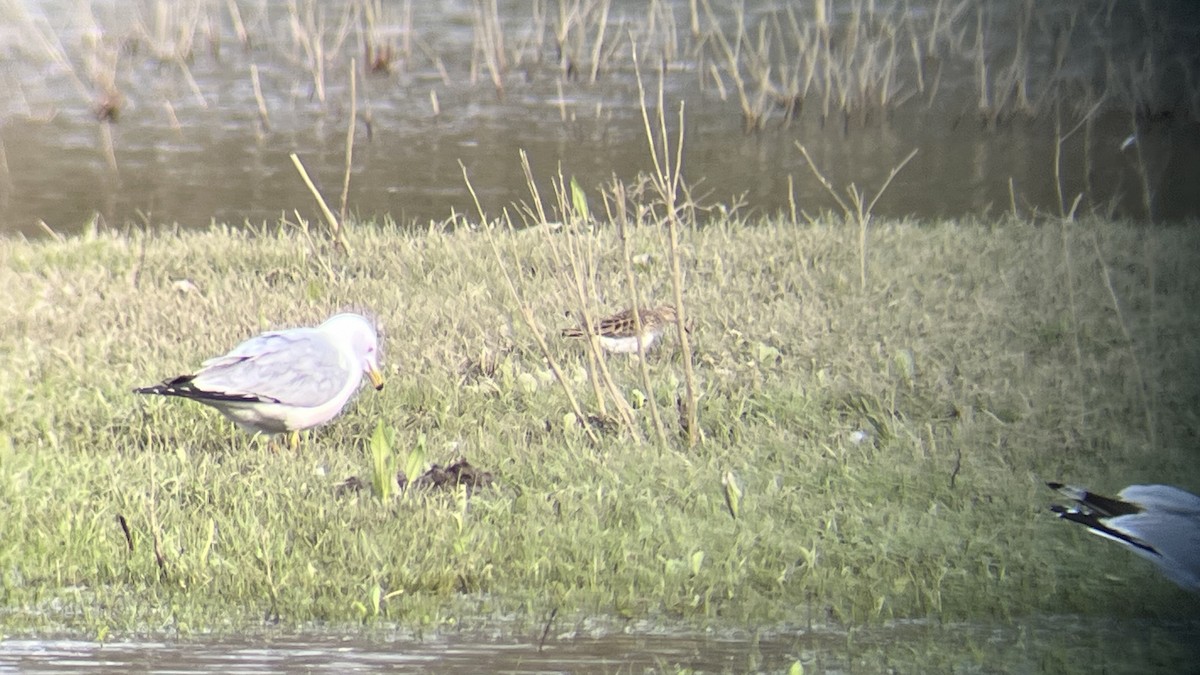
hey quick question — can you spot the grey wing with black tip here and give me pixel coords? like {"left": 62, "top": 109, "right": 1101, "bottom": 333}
{"left": 188, "top": 329, "right": 349, "bottom": 408}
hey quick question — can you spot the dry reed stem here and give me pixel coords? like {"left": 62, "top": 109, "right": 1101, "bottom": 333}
{"left": 699, "top": 0, "right": 764, "bottom": 132}
{"left": 36, "top": 220, "right": 66, "bottom": 243}
{"left": 471, "top": 0, "right": 506, "bottom": 98}
{"left": 618, "top": 215, "right": 669, "bottom": 449}
{"left": 340, "top": 57, "right": 358, "bottom": 226}
{"left": 162, "top": 101, "right": 182, "bottom": 133}
{"left": 461, "top": 161, "right": 601, "bottom": 445}
{"left": 225, "top": 0, "right": 249, "bottom": 48}
{"left": 289, "top": 152, "right": 352, "bottom": 254}
{"left": 98, "top": 122, "right": 118, "bottom": 175}
{"left": 176, "top": 58, "right": 208, "bottom": 108}
{"left": 1090, "top": 231, "right": 1156, "bottom": 452}
{"left": 532, "top": 162, "right": 640, "bottom": 440}
{"left": 594, "top": 1, "right": 619, "bottom": 83}
{"left": 250, "top": 64, "right": 271, "bottom": 129}
{"left": 1126, "top": 116, "right": 1157, "bottom": 224}
{"left": 633, "top": 53, "right": 699, "bottom": 446}
{"left": 787, "top": 174, "right": 797, "bottom": 224}
{"left": 566, "top": 284, "right": 642, "bottom": 442}
{"left": 516, "top": 153, "right": 609, "bottom": 421}
{"left": 795, "top": 142, "right": 916, "bottom": 290}
{"left": 560, "top": 265, "right": 612, "bottom": 423}
{"left": 1052, "top": 99, "right": 1103, "bottom": 220}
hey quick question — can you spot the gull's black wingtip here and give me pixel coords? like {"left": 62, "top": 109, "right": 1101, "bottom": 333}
{"left": 134, "top": 374, "right": 192, "bottom": 396}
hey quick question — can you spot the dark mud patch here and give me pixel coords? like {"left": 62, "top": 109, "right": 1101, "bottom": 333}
{"left": 337, "top": 459, "right": 494, "bottom": 497}
{"left": 398, "top": 459, "right": 495, "bottom": 494}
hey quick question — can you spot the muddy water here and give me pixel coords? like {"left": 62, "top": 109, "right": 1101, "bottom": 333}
{"left": 3, "top": 617, "right": 1199, "bottom": 673}
{"left": 1, "top": 0, "right": 1198, "bottom": 238}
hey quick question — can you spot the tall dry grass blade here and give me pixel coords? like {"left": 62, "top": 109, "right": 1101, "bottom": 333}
{"left": 1126, "top": 116, "right": 1158, "bottom": 224}
{"left": 471, "top": 0, "right": 507, "bottom": 98}
{"left": 535, "top": 164, "right": 641, "bottom": 440}
{"left": 461, "top": 161, "right": 601, "bottom": 445}
{"left": 591, "top": 0, "right": 614, "bottom": 83}
{"left": 1052, "top": 99, "right": 1104, "bottom": 220}
{"left": 618, "top": 215, "right": 669, "bottom": 450}
{"left": 340, "top": 58, "right": 358, "bottom": 226}
{"left": 250, "top": 63, "right": 271, "bottom": 130}
{"left": 795, "top": 142, "right": 916, "bottom": 290}
{"left": 1090, "top": 231, "right": 1156, "bottom": 452}
{"left": 794, "top": 143, "right": 851, "bottom": 214}
{"left": 289, "top": 152, "right": 352, "bottom": 254}
{"left": 632, "top": 52, "right": 700, "bottom": 446}
{"left": 699, "top": 0, "right": 764, "bottom": 132}
{"left": 36, "top": 220, "right": 66, "bottom": 243}
{"left": 99, "top": 122, "right": 119, "bottom": 175}
{"left": 517, "top": 153, "right": 608, "bottom": 423}
{"left": 225, "top": 0, "right": 249, "bottom": 49}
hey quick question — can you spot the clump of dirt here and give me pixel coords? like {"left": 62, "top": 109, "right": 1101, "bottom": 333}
{"left": 335, "top": 475, "right": 369, "bottom": 496}
{"left": 399, "top": 459, "right": 494, "bottom": 495}
{"left": 585, "top": 414, "right": 621, "bottom": 436}
{"left": 337, "top": 459, "right": 494, "bottom": 497}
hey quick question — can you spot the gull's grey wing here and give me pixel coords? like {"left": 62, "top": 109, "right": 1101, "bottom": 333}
{"left": 1108, "top": 510, "right": 1200, "bottom": 589}
{"left": 190, "top": 329, "right": 349, "bottom": 408}
{"left": 1119, "top": 485, "right": 1200, "bottom": 517}
{"left": 1047, "top": 482, "right": 1200, "bottom": 592}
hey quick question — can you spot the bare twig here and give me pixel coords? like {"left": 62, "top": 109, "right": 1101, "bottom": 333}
{"left": 250, "top": 63, "right": 271, "bottom": 130}
{"left": 795, "top": 142, "right": 916, "bottom": 290}
{"left": 1090, "top": 231, "right": 1156, "bottom": 451}
{"left": 290, "top": 152, "right": 352, "bottom": 254}
{"left": 1052, "top": 98, "right": 1104, "bottom": 220}
{"left": 618, "top": 213, "right": 669, "bottom": 449}
{"left": 340, "top": 58, "right": 358, "bottom": 225}
{"left": 461, "top": 161, "right": 600, "bottom": 445}
{"left": 633, "top": 50, "right": 700, "bottom": 446}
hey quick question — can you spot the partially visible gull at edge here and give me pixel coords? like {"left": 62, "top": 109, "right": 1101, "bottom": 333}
{"left": 1047, "top": 482, "right": 1200, "bottom": 593}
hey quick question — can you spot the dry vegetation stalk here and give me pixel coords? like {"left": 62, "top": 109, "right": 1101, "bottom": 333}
{"left": 340, "top": 57, "right": 358, "bottom": 225}
{"left": 1052, "top": 100, "right": 1103, "bottom": 221}
{"left": 613, "top": 184, "right": 669, "bottom": 449}
{"left": 250, "top": 63, "right": 271, "bottom": 130}
{"left": 535, "top": 162, "right": 641, "bottom": 440}
{"left": 528, "top": 159, "right": 641, "bottom": 438}
{"left": 98, "top": 121, "right": 118, "bottom": 175}
{"left": 471, "top": 0, "right": 506, "bottom": 97}
{"left": 618, "top": 264, "right": 667, "bottom": 447}
{"left": 633, "top": 53, "right": 699, "bottom": 446}
{"left": 289, "top": 152, "right": 352, "bottom": 254}
{"left": 460, "top": 161, "right": 601, "bottom": 444}
{"left": 1089, "top": 231, "right": 1156, "bottom": 451}
{"left": 795, "top": 142, "right": 916, "bottom": 290}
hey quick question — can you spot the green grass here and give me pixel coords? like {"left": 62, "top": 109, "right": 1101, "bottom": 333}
{"left": 0, "top": 215, "right": 1198, "bottom": 660}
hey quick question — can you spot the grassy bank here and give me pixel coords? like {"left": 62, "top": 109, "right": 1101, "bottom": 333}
{"left": 1, "top": 215, "right": 1198, "bottom": 647}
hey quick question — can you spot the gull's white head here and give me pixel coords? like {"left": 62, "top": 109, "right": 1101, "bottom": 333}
{"left": 321, "top": 313, "right": 385, "bottom": 390}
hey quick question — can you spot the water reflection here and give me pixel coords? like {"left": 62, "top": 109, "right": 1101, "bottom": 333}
{"left": 0, "top": 0, "right": 1198, "bottom": 238}
{"left": 3, "top": 616, "right": 1199, "bottom": 673}
{"left": 0, "top": 0, "right": 1195, "bottom": 236}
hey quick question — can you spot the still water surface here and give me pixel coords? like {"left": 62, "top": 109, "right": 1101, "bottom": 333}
{"left": 3, "top": 617, "right": 1200, "bottom": 673}
{"left": 1, "top": 0, "right": 1198, "bottom": 238}
{"left": 3, "top": 2, "right": 1200, "bottom": 669}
